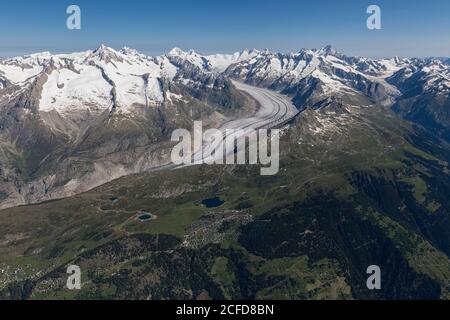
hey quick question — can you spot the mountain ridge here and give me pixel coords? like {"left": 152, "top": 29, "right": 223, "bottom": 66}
{"left": 0, "top": 44, "right": 449, "bottom": 209}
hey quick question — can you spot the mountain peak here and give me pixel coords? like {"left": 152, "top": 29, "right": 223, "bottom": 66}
{"left": 168, "top": 47, "right": 186, "bottom": 56}
{"left": 90, "top": 44, "right": 123, "bottom": 63}
{"left": 94, "top": 44, "right": 116, "bottom": 53}
{"left": 27, "top": 51, "right": 52, "bottom": 58}
{"left": 318, "top": 45, "right": 337, "bottom": 56}
{"left": 241, "top": 48, "right": 261, "bottom": 56}
{"left": 120, "top": 46, "right": 142, "bottom": 56}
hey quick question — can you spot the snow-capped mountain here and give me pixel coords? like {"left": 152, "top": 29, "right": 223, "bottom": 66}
{"left": 0, "top": 44, "right": 449, "bottom": 209}
{"left": 0, "top": 45, "right": 263, "bottom": 120}
{"left": 389, "top": 59, "right": 450, "bottom": 95}
{"left": 390, "top": 59, "right": 450, "bottom": 140}
{"left": 0, "top": 45, "right": 255, "bottom": 209}
{"left": 223, "top": 45, "right": 408, "bottom": 106}
{"left": 1, "top": 46, "right": 179, "bottom": 117}
{"left": 2, "top": 44, "right": 445, "bottom": 117}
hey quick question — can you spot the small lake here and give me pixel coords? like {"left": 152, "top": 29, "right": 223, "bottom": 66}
{"left": 201, "top": 197, "right": 225, "bottom": 208}
{"left": 110, "top": 197, "right": 119, "bottom": 204}
{"left": 138, "top": 213, "right": 154, "bottom": 222}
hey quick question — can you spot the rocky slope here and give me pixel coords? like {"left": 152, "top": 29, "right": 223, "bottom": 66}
{"left": 1, "top": 97, "right": 449, "bottom": 300}
{"left": 389, "top": 59, "right": 450, "bottom": 140}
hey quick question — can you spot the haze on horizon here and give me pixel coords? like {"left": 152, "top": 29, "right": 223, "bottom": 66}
{"left": 0, "top": 0, "right": 449, "bottom": 58}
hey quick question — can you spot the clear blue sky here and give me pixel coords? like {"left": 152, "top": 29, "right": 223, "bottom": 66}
{"left": 1, "top": 0, "right": 449, "bottom": 58}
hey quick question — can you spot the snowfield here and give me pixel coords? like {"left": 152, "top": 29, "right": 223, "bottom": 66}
{"left": 39, "top": 66, "right": 113, "bottom": 114}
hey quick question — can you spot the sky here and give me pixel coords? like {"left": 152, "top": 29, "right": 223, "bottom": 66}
{"left": 0, "top": 0, "right": 449, "bottom": 58}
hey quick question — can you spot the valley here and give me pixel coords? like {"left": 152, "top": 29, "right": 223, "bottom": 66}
{"left": 0, "top": 45, "right": 449, "bottom": 300}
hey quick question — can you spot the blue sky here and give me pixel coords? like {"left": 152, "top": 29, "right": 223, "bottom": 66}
{"left": 0, "top": 0, "right": 449, "bottom": 57}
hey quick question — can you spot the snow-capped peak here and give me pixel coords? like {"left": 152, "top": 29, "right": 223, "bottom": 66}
{"left": 166, "top": 47, "right": 209, "bottom": 71}
{"left": 168, "top": 47, "right": 185, "bottom": 56}
{"left": 120, "top": 46, "right": 142, "bottom": 56}
{"left": 167, "top": 47, "right": 204, "bottom": 61}
{"left": 166, "top": 47, "right": 264, "bottom": 73}
{"left": 95, "top": 44, "right": 114, "bottom": 52}
{"left": 88, "top": 44, "right": 123, "bottom": 63}
{"left": 317, "top": 45, "right": 338, "bottom": 56}
{"left": 205, "top": 49, "right": 261, "bottom": 73}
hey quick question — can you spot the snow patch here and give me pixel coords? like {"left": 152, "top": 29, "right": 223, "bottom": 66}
{"left": 39, "top": 66, "right": 112, "bottom": 114}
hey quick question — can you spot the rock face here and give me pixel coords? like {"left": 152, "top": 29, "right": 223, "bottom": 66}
{"left": 389, "top": 59, "right": 450, "bottom": 141}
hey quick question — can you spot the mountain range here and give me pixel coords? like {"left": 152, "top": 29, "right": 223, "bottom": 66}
{"left": 1, "top": 45, "right": 448, "bottom": 209}
{"left": 0, "top": 45, "right": 449, "bottom": 300}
